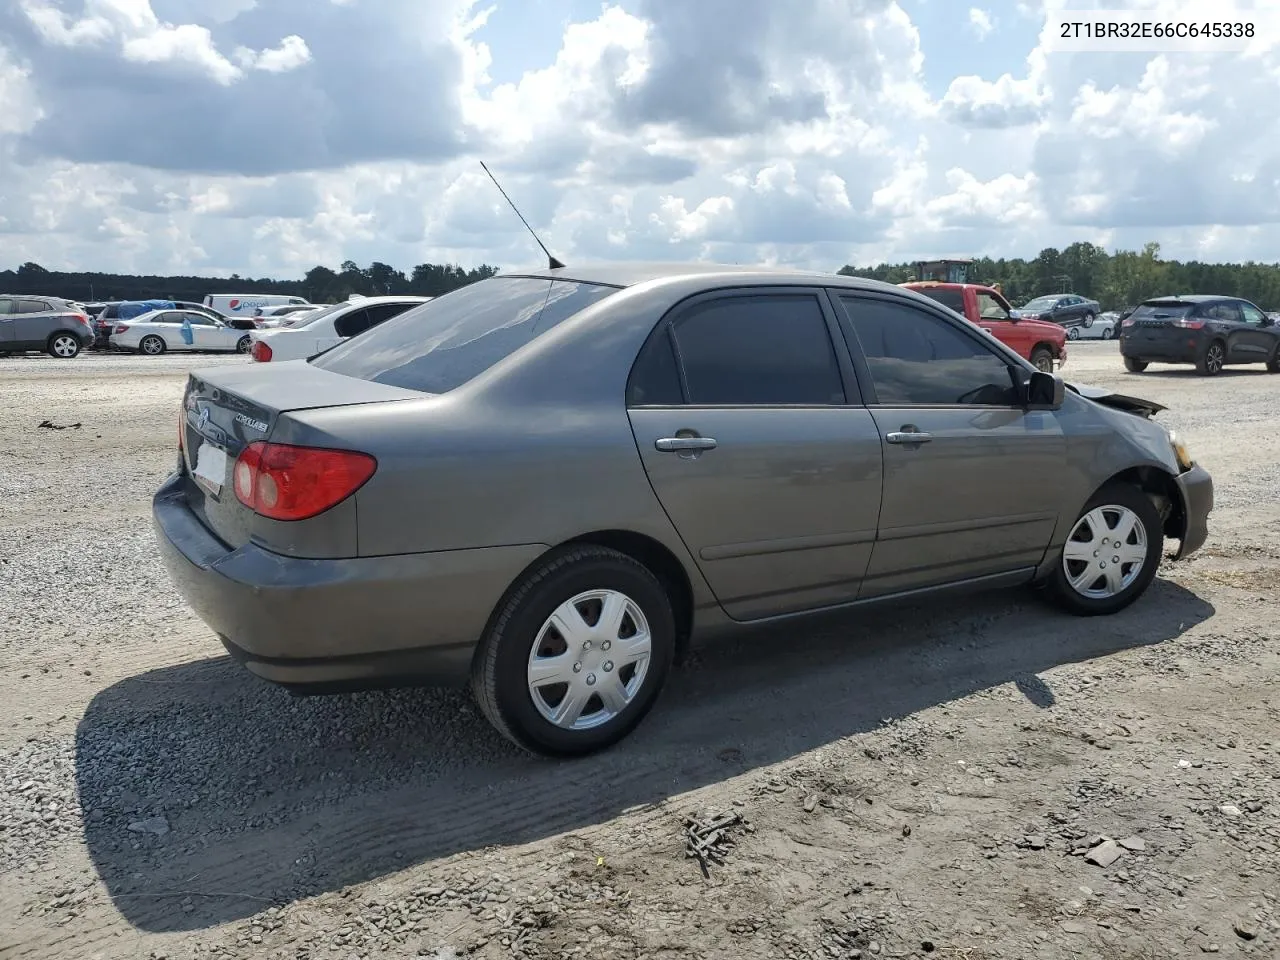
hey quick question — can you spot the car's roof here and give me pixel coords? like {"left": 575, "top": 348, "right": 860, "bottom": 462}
{"left": 499, "top": 261, "right": 881, "bottom": 289}
{"left": 1143, "top": 294, "right": 1234, "bottom": 303}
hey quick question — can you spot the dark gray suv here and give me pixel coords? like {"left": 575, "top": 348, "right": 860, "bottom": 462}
{"left": 1120, "top": 295, "right": 1280, "bottom": 376}
{"left": 0, "top": 295, "right": 96, "bottom": 358}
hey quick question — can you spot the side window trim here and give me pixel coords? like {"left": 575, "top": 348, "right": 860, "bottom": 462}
{"left": 833, "top": 290, "right": 1026, "bottom": 409}
{"left": 658, "top": 286, "right": 860, "bottom": 408}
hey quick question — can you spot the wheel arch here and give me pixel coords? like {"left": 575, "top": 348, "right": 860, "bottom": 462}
{"left": 1096, "top": 465, "right": 1186, "bottom": 542}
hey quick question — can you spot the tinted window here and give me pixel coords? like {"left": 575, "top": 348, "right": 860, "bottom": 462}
{"left": 18, "top": 299, "right": 50, "bottom": 314}
{"left": 184, "top": 313, "right": 216, "bottom": 325}
{"left": 0, "top": 298, "right": 13, "bottom": 316}
{"left": 363, "top": 302, "right": 419, "bottom": 328}
{"left": 312, "top": 277, "right": 617, "bottom": 394}
{"left": 1132, "top": 302, "right": 1194, "bottom": 321}
{"left": 334, "top": 308, "right": 371, "bottom": 339}
{"left": 670, "top": 295, "right": 845, "bottom": 405}
{"left": 840, "top": 297, "right": 1018, "bottom": 406}
{"left": 1202, "top": 303, "right": 1240, "bottom": 322}
{"left": 915, "top": 288, "right": 965, "bottom": 313}
{"left": 626, "top": 329, "right": 684, "bottom": 406}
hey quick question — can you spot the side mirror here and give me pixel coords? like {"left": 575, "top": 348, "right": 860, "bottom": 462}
{"left": 1025, "top": 370, "right": 1064, "bottom": 410}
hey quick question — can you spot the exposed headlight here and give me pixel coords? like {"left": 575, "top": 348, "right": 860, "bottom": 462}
{"left": 1168, "top": 429, "right": 1194, "bottom": 471}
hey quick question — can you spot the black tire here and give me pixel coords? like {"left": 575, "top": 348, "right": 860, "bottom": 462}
{"left": 1101, "top": 326, "right": 1114, "bottom": 340}
{"left": 47, "top": 333, "right": 81, "bottom": 359}
{"left": 471, "top": 545, "right": 676, "bottom": 757}
{"left": 1030, "top": 346, "right": 1054, "bottom": 373}
{"left": 236, "top": 335, "right": 252, "bottom": 354}
{"left": 1123, "top": 356, "right": 1148, "bottom": 373}
{"left": 1082, "top": 312, "right": 1095, "bottom": 329}
{"left": 1041, "top": 482, "right": 1164, "bottom": 617}
{"left": 1195, "top": 339, "right": 1225, "bottom": 376}
{"left": 1067, "top": 327, "right": 1080, "bottom": 341}
{"left": 1266, "top": 344, "right": 1279, "bottom": 373}
{"left": 140, "top": 335, "right": 166, "bottom": 356}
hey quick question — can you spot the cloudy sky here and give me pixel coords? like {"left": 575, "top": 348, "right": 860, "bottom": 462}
{"left": 0, "top": 0, "right": 1277, "bottom": 278}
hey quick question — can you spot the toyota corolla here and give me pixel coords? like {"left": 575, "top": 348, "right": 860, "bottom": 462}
{"left": 154, "top": 264, "right": 1213, "bottom": 757}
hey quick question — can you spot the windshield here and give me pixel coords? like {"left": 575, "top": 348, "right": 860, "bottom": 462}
{"left": 311, "top": 277, "right": 618, "bottom": 394}
{"left": 1022, "top": 297, "right": 1058, "bottom": 311}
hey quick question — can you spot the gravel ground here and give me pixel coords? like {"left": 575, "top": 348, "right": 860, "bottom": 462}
{"left": 1, "top": 343, "right": 1278, "bottom": 960}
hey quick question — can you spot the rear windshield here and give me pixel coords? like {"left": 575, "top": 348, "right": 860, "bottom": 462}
{"left": 914, "top": 288, "right": 965, "bottom": 313}
{"left": 1132, "top": 302, "right": 1194, "bottom": 320}
{"left": 310, "top": 277, "right": 618, "bottom": 394}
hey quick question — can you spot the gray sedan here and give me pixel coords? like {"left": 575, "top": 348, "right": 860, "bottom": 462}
{"left": 154, "top": 264, "right": 1213, "bottom": 756}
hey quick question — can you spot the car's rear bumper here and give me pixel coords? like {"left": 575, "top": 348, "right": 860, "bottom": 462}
{"left": 1120, "top": 333, "right": 1201, "bottom": 363}
{"left": 1172, "top": 463, "right": 1213, "bottom": 560}
{"left": 152, "top": 471, "right": 547, "bottom": 691}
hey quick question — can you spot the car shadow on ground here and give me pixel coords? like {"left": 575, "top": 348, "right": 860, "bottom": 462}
{"left": 75, "top": 577, "right": 1214, "bottom": 933}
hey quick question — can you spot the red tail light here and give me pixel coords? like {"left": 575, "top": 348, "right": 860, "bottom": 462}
{"left": 1171, "top": 316, "right": 1205, "bottom": 330}
{"left": 233, "top": 442, "right": 376, "bottom": 521}
{"left": 250, "top": 340, "right": 272, "bottom": 362}
{"left": 114, "top": 324, "right": 129, "bottom": 334}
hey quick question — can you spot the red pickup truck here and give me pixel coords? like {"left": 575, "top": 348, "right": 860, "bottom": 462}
{"left": 900, "top": 281, "right": 1068, "bottom": 373}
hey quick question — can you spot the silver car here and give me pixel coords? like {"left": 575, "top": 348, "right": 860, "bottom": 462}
{"left": 0, "top": 295, "right": 96, "bottom": 358}
{"left": 154, "top": 264, "right": 1213, "bottom": 756}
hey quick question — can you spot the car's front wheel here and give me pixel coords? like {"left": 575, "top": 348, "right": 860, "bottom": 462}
{"left": 471, "top": 545, "right": 676, "bottom": 757}
{"left": 1067, "top": 327, "right": 1080, "bottom": 341}
{"left": 1030, "top": 346, "right": 1055, "bottom": 372}
{"left": 1042, "top": 482, "right": 1163, "bottom": 616}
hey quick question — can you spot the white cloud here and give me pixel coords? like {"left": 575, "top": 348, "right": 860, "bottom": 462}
{"left": 968, "top": 8, "right": 994, "bottom": 40}
{"left": 1, "top": 0, "right": 1279, "bottom": 279}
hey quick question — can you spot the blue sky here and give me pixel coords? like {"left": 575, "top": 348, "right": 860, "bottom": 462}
{"left": 0, "top": 0, "right": 1277, "bottom": 277}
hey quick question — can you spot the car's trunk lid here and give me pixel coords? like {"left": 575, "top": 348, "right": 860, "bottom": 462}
{"left": 179, "top": 360, "right": 423, "bottom": 548}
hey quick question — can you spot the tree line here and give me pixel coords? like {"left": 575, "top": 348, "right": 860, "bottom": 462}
{"left": 839, "top": 242, "right": 1280, "bottom": 310}
{"left": 1, "top": 260, "right": 500, "bottom": 305}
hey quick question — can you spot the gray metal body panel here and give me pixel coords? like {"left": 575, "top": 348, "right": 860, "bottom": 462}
{"left": 156, "top": 264, "right": 1214, "bottom": 689}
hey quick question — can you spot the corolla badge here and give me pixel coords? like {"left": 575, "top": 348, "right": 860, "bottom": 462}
{"left": 234, "top": 413, "right": 268, "bottom": 433}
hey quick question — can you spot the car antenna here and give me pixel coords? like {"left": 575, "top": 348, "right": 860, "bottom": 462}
{"left": 480, "top": 161, "right": 565, "bottom": 269}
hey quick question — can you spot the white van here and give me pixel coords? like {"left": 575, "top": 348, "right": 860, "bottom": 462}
{"left": 203, "top": 293, "right": 310, "bottom": 316}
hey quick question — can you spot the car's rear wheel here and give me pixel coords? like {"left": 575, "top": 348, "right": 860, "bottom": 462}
{"left": 1030, "top": 346, "right": 1055, "bottom": 373}
{"left": 1123, "top": 356, "right": 1148, "bottom": 373}
{"left": 471, "top": 545, "right": 676, "bottom": 757}
{"left": 140, "top": 335, "right": 166, "bottom": 356}
{"left": 1067, "top": 327, "right": 1080, "bottom": 341}
{"left": 236, "top": 335, "right": 252, "bottom": 353}
{"left": 1196, "top": 339, "right": 1225, "bottom": 376}
{"left": 47, "top": 334, "right": 81, "bottom": 359}
{"left": 1101, "top": 326, "right": 1114, "bottom": 340}
{"left": 1082, "top": 312, "right": 1095, "bottom": 329}
{"left": 1042, "top": 482, "right": 1163, "bottom": 616}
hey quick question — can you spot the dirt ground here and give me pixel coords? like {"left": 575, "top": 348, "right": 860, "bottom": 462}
{"left": 1, "top": 344, "right": 1277, "bottom": 960}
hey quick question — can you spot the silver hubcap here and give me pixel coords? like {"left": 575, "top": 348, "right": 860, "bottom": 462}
{"left": 1068, "top": 328, "right": 1079, "bottom": 340}
{"left": 237, "top": 337, "right": 251, "bottom": 353}
{"left": 527, "top": 589, "right": 651, "bottom": 731}
{"left": 1062, "top": 505, "right": 1148, "bottom": 599}
{"left": 1206, "top": 345, "right": 1223, "bottom": 373}
{"left": 1036, "top": 355, "right": 1053, "bottom": 373}
{"left": 143, "top": 338, "right": 162, "bottom": 354}
{"left": 53, "top": 337, "right": 77, "bottom": 356}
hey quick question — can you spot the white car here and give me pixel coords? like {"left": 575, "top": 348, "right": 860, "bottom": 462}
{"left": 1066, "top": 312, "right": 1119, "bottom": 341}
{"left": 248, "top": 296, "right": 431, "bottom": 363}
{"left": 254, "top": 304, "right": 328, "bottom": 328}
{"left": 110, "top": 308, "right": 256, "bottom": 356}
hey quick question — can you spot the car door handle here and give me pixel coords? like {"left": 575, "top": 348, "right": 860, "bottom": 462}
{"left": 655, "top": 436, "right": 717, "bottom": 452}
{"left": 885, "top": 431, "right": 933, "bottom": 444}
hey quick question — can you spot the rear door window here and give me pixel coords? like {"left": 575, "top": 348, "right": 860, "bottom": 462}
{"left": 312, "top": 277, "right": 617, "bottom": 394}
{"left": 670, "top": 294, "right": 845, "bottom": 405}
{"left": 18, "top": 299, "right": 50, "bottom": 314}
{"left": 362, "top": 301, "right": 419, "bottom": 329}
{"left": 333, "top": 308, "right": 371, "bottom": 338}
